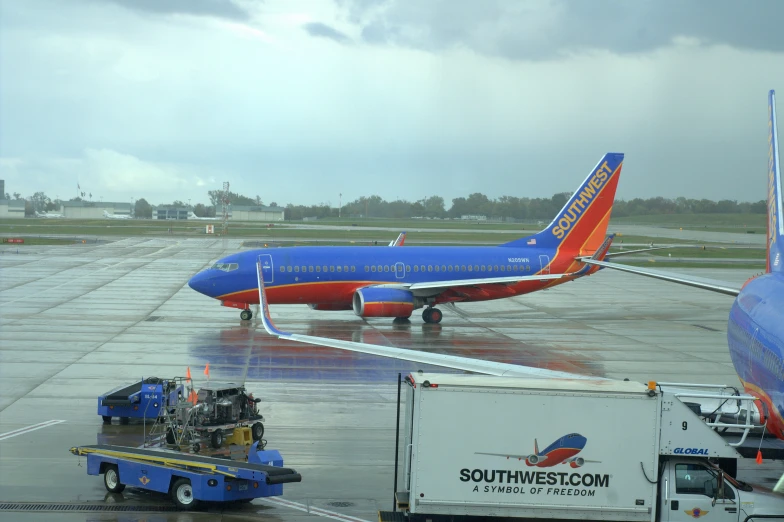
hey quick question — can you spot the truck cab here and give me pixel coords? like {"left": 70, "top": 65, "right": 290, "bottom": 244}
{"left": 661, "top": 458, "right": 783, "bottom": 522}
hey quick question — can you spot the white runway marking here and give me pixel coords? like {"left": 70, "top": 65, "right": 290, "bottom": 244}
{"left": 0, "top": 420, "right": 66, "bottom": 441}
{"left": 260, "top": 497, "right": 371, "bottom": 522}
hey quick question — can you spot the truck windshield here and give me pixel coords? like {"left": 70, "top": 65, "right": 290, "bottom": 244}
{"left": 675, "top": 463, "right": 736, "bottom": 500}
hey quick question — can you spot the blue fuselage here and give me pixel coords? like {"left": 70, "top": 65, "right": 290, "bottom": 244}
{"left": 188, "top": 245, "right": 566, "bottom": 306}
{"left": 727, "top": 272, "right": 784, "bottom": 437}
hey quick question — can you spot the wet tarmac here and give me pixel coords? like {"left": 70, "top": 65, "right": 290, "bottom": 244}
{"left": 1, "top": 237, "right": 781, "bottom": 521}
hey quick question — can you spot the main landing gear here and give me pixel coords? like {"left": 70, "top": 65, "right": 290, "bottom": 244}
{"left": 240, "top": 309, "right": 253, "bottom": 321}
{"left": 422, "top": 307, "right": 443, "bottom": 324}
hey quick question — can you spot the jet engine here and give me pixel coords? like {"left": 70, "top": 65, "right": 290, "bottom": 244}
{"left": 569, "top": 457, "right": 584, "bottom": 468}
{"left": 525, "top": 455, "right": 540, "bottom": 466}
{"left": 353, "top": 287, "right": 414, "bottom": 318}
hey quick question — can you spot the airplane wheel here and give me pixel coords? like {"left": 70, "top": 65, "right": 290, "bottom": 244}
{"left": 429, "top": 308, "right": 443, "bottom": 324}
{"left": 240, "top": 309, "right": 252, "bottom": 321}
{"left": 422, "top": 308, "right": 432, "bottom": 323}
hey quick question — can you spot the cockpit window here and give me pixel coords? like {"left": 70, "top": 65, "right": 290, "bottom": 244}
{"left": 211, "top": 263, "right": 239, "bottom": 272}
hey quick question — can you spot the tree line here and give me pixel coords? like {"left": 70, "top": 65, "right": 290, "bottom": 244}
{"left": 283, "top": 194, "right": 768, "bottom": 221}
{"left": 11, "top": 190, "right": 767, "bottom": 220}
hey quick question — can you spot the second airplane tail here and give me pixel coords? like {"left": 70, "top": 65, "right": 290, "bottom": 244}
{"left": 501, "top": 153, "right": 624, "bottom": 255}
{"left": 768, "top": 90, "right": 783, "bottom": 273}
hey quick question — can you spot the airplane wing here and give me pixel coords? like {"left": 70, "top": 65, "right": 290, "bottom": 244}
{"left": 578, "top": 258, "right": 740, "bottom": 296}
{"left": 255, "top": 261, "right": 601, "bottom": 380}
{"left": 604, "top": 246, "right": 674, "bottom": 258}
{"left": 405, "top": 272, "right": 575, "bottom": 291}
{"left": 475, "top": 451, "right": 540, "bottom": 461}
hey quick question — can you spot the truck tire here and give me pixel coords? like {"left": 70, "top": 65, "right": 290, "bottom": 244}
{"left": 252, "top": 422, "right": 264, "bottom": 441}
{"left": 102, "top": 416, "right": 112, "bottom": 424}
{"left": 171, "top": 478, "right": 199, "bottom": 510}
{"left": 103, "top": 465, "right": 125, "bottom": 493}
{"left": 211, "top": 429, "right": 223, "bottom": 449}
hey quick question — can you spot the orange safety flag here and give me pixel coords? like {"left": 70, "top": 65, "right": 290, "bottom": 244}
{"left": 188, "top": 389, "right": 198, "bottom": 404}
{"left": 756, "top": 450, "right": 763, "bottom": 465}
{"left": 204, "top": 363, "right": 210, "bottom": 378}
{"left": 186, "top": 367, "right": 192, "bottom": 380}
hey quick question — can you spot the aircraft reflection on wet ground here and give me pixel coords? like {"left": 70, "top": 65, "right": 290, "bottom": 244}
{"left": 186, "top": 319, "right": 603, "bottom": 382}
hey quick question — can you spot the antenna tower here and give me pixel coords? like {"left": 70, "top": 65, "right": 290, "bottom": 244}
{"left": 221, "top": 182, "right": 230, "bottom": 235}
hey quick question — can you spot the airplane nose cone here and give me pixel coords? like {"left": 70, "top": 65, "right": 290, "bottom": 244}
{"left": 188, "top": 271, "right": 213, "bottom": 296}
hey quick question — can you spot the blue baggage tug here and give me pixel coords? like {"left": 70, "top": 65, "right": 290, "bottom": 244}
{"left": 98, "top": 377, "right": 184, "bottom": 424}
{"left": 70, "top": 442, "right": 301, "bottom": 509}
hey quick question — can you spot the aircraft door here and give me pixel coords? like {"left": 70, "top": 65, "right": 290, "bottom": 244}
{"left": 258, "top": 254, "right": 274, "bottom": 284}
{"left": 663, "top": 462, "right": 737, "bottom": 522}
{"left": 539, "top": 255, "right": 551, "bottom": 274}
{"left": 395, "top": 262, "right": 405, "bottom": 279}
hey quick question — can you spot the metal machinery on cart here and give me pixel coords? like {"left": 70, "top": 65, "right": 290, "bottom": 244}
{"left": 147, "top": 382, "right": 265, "bottom": 452}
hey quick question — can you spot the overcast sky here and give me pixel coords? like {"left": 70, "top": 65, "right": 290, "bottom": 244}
{"left": 2, "top": 0, "right": 784, "bottom": 207}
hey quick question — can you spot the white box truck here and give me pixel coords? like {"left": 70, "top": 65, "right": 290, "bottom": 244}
{"left": 381, "top": 373, "right": 784, "bottom": 522}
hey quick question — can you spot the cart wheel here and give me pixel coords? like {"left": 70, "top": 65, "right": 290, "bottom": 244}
{"left": 101, "top": 416, "right": 112, "bottom": 424}
{"left": 171, "top": 478, "right": 200, "bottom": 510}
{"left": 103, "top": 465, "right": 125, "bottom": 493}
{"left": 166, "top": 428, "right": 176, "bottom": 445}
{"left": 251, "top": 422, "right": 264, "bottom": 441}
{"left": 119, "top": 417, "right": 129, "bottom": 425}
{"left": 211, "top": 429, "right": 223, "bottom": 449}
{"left": 192, "top": 443, "right": 200, "bottom": 454}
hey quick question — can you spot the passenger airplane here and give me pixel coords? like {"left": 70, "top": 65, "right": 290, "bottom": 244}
{"left": 250, "top": 92, "right": 784, "bottom": 443}
{"left": 389, "top": 232, "right": 406, "bottom": 247}
{"left": 103, "top": 211, "right": 131, "bottom": 220}
{"left": 35, "top": 211, "right": 63, "bottom": 218}
{"left": 189, "top": 153, "right": 626, "bottom": 323}
{"left": 188, "top": 212, "right": 218, "bottom": 221}
{"left": 578, "top": 90, "right": 784, "bottom": 440}
{"left": 476, "top": 433, "right": 599, "bottom": 468}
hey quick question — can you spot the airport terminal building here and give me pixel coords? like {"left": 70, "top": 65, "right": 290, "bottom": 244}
{"left": 0, "top": 199, "right": 25, "bottom": 218}
{"left": 229, "top": 205, "right": 284, "bottom": 222}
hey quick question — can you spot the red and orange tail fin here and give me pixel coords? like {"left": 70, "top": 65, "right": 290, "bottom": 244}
{"left": 501, "top": 153, "right": 623, "bottom": 254}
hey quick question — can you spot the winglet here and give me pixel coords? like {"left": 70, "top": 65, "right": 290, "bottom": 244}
{"left": 256, "top": 261, "right": 289, "bottom": 337}
{"left": 534, "top": 438, "right": 539, "bottom": 455}
{"left": 767, "top": 90, "right": 783, "bottom": 272}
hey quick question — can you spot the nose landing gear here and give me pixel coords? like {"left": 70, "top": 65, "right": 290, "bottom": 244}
{"left": 422, "top": 307, "right": 443, "bottom": 324}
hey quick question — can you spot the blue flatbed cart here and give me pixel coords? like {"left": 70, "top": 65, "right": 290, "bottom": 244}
{"left": 69, "top": 442, "right": 302, "bottom": 510}
{"left": 98, "top": 377, "right": 184, "bottom": 424}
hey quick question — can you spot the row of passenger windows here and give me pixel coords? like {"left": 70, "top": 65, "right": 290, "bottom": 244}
{"left": 279, "top": 264, "right": 532, "bottom": 274}
{"left": 281, "top": 265, "right": 356, "bottom": 273}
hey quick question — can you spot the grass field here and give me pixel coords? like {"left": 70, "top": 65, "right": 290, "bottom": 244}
{"left": 0, "top": 215, "right": 770, "bottom": 248}
{"left": 1, "top": 237, "right": 77, "bottom": 246}
{"left": 611, "top": 213, "right": 766, "bottom": 229}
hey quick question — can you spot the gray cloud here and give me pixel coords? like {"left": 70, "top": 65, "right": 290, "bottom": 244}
{"left": 99, "top": 0, "right": 251, "bottom": 20}
{"left": 303, "top": 22, "right": 352, "bottom": 44}
{"left": 338, "top": 0, "right": 784, "bottom": 60}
